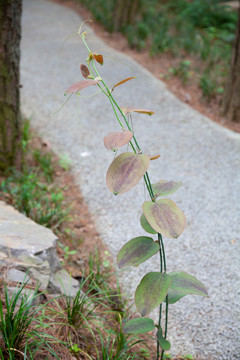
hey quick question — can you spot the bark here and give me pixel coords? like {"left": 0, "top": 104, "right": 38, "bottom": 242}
{"left": 114, "top": 0, "right": 141, "bottom": 32}
{"left": 0, "top": 0, "right": 22, "bottom": 172}
{"left": 222, "top": 2, "right": 240, "bottom": 123}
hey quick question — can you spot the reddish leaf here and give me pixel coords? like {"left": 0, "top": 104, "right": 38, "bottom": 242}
{"left": 80, "top": 64, "right": 90, "bottom": 78}
{"left": 92, "top": 53, "right": 104, "bottom": 65}
{"left": 65, "top": 79, "right": 99, "bottom": 94}
{"left": 106, "top": 152, "right": 150, "bottom": 195}
{"left": 121, "top": 107, "right": 155, "bottom": 116}
{"left": 142, "top": 199, "right": 186, "bottom": 238}
{"left": 111, "top": 77, "right": 136, "bottom": 92}
{"left": 103, "top": 130, "right": 133, "bottom": 151}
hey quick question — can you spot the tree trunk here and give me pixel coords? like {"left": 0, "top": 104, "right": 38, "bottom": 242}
{"left": 114, "top": 0, "right": 141, "bottom": 32}
{"left": 222, "top": 2, "right": 240, "bottom": 123}
{"left": 0, "top": 0, "right": 22, "bottom": 172}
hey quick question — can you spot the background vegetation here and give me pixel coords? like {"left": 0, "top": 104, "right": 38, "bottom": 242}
{"left": 76, "top": 0, "right": 237, "bottom": 100}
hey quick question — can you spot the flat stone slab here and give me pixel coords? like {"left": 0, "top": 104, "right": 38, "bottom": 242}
{"left": 20, "top": 0, "right": 240, "bottom": 359}
{"left": 0, "top": 202, "right": 79, "bottom": 296}
{"left": 0, "top": 201, "right": 57, "bottom": 255}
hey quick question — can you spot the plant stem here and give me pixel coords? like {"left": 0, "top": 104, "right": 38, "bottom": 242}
{"left": 157, "top": 233, "right": 163, "bottom": 360}
{"left": 82, "top": 35, "right": 156, "bottom": 201}
{"left": 159, "top": 235, "right": 168, "bottom": 360}
{"left": 81, "top": 35, "right": 169, "bottom": 360}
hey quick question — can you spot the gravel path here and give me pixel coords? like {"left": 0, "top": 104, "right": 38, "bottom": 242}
{"left": 21, "top": 0, "right": 240, "bottom": 358}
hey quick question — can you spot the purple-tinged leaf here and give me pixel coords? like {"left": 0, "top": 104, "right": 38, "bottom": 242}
{"left": 121, "top": 107, "right": 155, "bottom": 116}
{"left": 123, "top": 317, "right": 155, "bottom": 335}
{"left": 140, "top": 213, "right": 157, "bottom": 234}
{"left": 111, "top": 77, "right": 136, "bottom": 92}
{"left": 152, "top": 180, "right": 182, "bottom": 198}
{"left": 167, "top": 272, "right": 208, "bottom": 304}
{"left": 135, "top": 272, "right": 172, "bottom": 316}
{"left": 142, "top": 199, "right": 186, "bottom": 238}
{"left": 106, "top": 152, "right": 150, "bottom": 195}
{"left": 103, "top": 130, "right": 133, "bottom": 151}
{"left": 65, "top": 79, "right": 99, "bottom": 94}
{"left": 117, "top": 236, "right": 159, "bottom": 268}
{"left": 80, "top": 64, "right": 90, "bottom": 78}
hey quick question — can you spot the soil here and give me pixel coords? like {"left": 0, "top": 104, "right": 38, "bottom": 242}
{"left": 50, "top": 0, "right": 240, "bottom": 133}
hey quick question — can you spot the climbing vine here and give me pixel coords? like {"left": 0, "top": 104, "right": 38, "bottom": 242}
{"left": 65, "top": 27, "right": 208, "bottom": 360}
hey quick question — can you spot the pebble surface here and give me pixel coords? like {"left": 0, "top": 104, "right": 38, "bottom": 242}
{"left": 21, "top": 0, "right": 240, "bottom": 358}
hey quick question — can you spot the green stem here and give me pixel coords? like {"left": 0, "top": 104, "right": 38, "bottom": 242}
{"left": 82, "top": 36, "right": 155, "bottom": 201}
{"left": 159, "top": 235, "right": 168, "bottom": 360}
{"left": 157, "top": 233, "right": 163, "bottom": 360}
{"left": 80, "top": 37, "right": 168, "bottom": 360}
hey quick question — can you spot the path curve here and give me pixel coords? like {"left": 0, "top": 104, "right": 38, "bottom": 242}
{"left": 21, "top": 1, "right": 240, "bottom": 358}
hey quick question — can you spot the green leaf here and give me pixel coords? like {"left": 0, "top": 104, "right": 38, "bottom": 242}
{"left": 157, "top": 327, "right": 171, "bottom": 351}
{"left": 135, "top": 272, "right": 172, "bottom": 316}
{"left": 142, "top": 199, "right": 186, "bottom": 238}
{"left": 167, "top": 272, "right": 208, "bottom": 304}
{"left": 103, "top": 130, "right": 133, "bottom": 151}
{"left": 123, "top": 317, "right": 155, "bottom": 335}
{"left": 140, "top": 213, "right": 157, "bottom": 234}
{"left": 106, "top": 152, "right": 150, "bottom": 195}
{"left": 117, "top": 236, "right": 159, "bottom": 268}
{"left": 152, "top": 180, "right": 182, "bottom": 198}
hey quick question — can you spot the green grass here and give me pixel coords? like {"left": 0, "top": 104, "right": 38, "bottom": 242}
{"left": 0, "top": 121, "right": 69, "bottom": 230}
{"left": 0, "top": 281, "right": 63, "bottom": 360}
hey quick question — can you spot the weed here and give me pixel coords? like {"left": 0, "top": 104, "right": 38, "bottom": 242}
{"left": 0, "top": 170, "right": 68, "bottom": 229}
{"left": 21, "top": 119, "right": 31, "bottom": 153}
{"left": 33, "top": 149, "right": 54, "bottom": 182}
{"left": 59, "top": 153, "right": 72, "bottom": 171}
{"left": 64, "top": 276, "right": 97, "bottom": 328}
{"left": 58, "top": 241, "right": 77, "bottom": 261}
{"left": 0, "top": 280, "right": 65, "bottom": 360}
{"left": 168, "top": 60, "right": 192, "bottom": 84}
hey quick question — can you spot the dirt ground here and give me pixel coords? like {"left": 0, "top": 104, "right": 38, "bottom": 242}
{"left": 50, "top": 0, "right": 240, "bottom": 133}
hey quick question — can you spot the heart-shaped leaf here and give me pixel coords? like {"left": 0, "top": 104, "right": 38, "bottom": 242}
{"left": 103, "top": 130, "right": 133, "bottom": 151}
{"left": 65, "top": 79, "right": 99, "bottom": 94}
{"left": 157, "top": 327, "right": 171, "bottom": 351}
{"left": 121, "top": 107, "right": 155, "bottom": 116}
{"left": 142, "top": 199, "right": 186, "bottom": 238}
{"left": 111, "top": 77, "right": 136, "bottom": 92}
{"left": 123, "top": 317, "right": 155, "bottom": 335}
{"left": 152, "top": 180, "right": 182, "bottom": 198}
{"left": 140, "top": 213, "right": 157, "bottom": 234}
{"left": 135, "top": 272, "right": 172, "bottom": 316}
{"left": 117, "top": 236, "right": 159, "bottom": 268}
{"left": 80, "top": 64, "right": 90, "bottom": 78}
{"left": 106, "top": 152, "right": 150, "bottom": 195}
{"left": 167, "top": 272, "right": 208, "bottom": 304}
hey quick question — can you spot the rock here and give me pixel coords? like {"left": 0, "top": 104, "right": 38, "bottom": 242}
{"left": 6, "top": 268, "right": 32, "bottom": 284}
{"left": 49, "top": 268, "right": 80, "bottom": 297}
{"left": 0, "top": 201, "right": 81, "bottom": 297}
